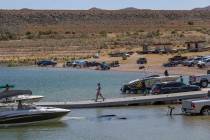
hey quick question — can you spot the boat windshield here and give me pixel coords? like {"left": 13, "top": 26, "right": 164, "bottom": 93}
{"left": 0, "top": 103, "right": 36, "bottom": 111}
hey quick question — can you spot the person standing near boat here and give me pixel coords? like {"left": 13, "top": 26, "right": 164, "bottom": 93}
{"left": 141, "top": 80, "right": 148, "bottom": 96}
{"left": 180, "top": 75, "right": 184, "bottom": 83}
{"left": 95, "top": 83, "right": 105, "bottom": 102}
{"left": 4, "top": 84, "right": 10, "bottom": 92}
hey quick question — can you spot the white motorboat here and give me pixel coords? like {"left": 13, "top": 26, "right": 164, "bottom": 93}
{"left": 0, "top": 95, "right": 44, "bottom": 103}
{"left": 0, "top": 89, "right": 70, "bottom": 126}
{"left": 0, "top": 104, "right": 70, "bottom": 126}
{"left": 0, "top": 90, "right": 43, "bottom": 103}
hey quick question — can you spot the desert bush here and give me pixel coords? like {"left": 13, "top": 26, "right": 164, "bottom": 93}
{"left": 146, "top": 30, "right": 160, "bottom": 38}
{"left": 80, "top": 33, "right": 88, "bottom": 38}
{"left": 25, "top": 31, "right": 32, "bottom": 35}
{"left": 99, "top": 31, "right": 107, "bottom": 37}
{"left": 188, "top": 21, "right": 194, "bottom": 25}
{"left": 100, "top": 43, "right": 108, "bottom": 49}
{"left": 0, "top": 32, "right": 17, "bottom": 40}
{"left": 65, "top": 31, "right": 71, "bottom": 34}
{"left": 38, "top": 30, "right": 57, "bottom": 36}
{"left": 179, "top": 33, "right": 184, "bottom": 37}
{"left": 171, "top": 30, "right": 177, "bottom": 34}
{"left": 25, "top": 31, "right": 35, "bottom": 39}
{"left": 138, "top": 29, "right": 144, "bottom": 32}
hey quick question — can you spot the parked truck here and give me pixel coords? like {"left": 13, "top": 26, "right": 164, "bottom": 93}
{"left": 121, "top": 75, "right": 179, "bottom": 94}
{"left": 182, "top": 98, "right": 210, "bottom": 115}
{"left": 189, "top": 71, "right": 210, "bottom": 88}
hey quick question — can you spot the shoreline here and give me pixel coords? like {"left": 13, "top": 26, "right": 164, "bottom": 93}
{"left": 0, "top": 63, "right": 207, "bottom": 76}
{"left": 1, "top": 51, "right": 210, "bottom": 76}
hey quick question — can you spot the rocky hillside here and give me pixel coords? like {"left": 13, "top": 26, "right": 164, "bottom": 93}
{"left": 0, "top": 9, "right": 210, "bottom": 34}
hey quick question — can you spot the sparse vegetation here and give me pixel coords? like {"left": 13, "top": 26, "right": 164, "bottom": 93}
{"left": 0, "top": 9, "right": 210, "bottom": 66}
{"left": 0, "top": 31, "right": 17, "bottom": 40}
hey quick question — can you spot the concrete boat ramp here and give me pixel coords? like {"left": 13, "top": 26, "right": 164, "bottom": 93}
{"left": 37, "top": 88, "right": 210, "bottom": 109}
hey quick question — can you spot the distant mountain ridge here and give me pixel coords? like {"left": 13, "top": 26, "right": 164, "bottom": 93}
{"left": 88, "top": 7, "right": 150, "bottom": 11}
{"left": 88, "top": 7, "right": 105, "bottom": 11}
{"left": 193, "top": 5, "right": 210, "bottom": 11}
{"left": 120, "top": 7, "right": 139, "bottom": 10}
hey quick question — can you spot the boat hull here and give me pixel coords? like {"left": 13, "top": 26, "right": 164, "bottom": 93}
{"left": 0, "top": 107, "right": 70, "bottom": 127}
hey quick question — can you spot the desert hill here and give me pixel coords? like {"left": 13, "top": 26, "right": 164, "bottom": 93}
{"left": 0, "top": 9, "right": 210, "bottom": 34}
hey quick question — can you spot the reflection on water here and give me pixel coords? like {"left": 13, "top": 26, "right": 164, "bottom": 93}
{"left": 0, "top": 121, "right": 67, "bottom": 130}
{"left": 182, "top": 115, "right": 210, "bottom": 128}
{"left": 0, "top": 121, "right": 68, "bottom": 140}
{"left": 1, "top": 106, "right": 210, "bottom": 140}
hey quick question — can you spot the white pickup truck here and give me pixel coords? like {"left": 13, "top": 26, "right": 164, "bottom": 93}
{"left": 189, "top": 74, "right": 210, "bottom": 88}
{"left": 182, "top": 98, "right": 210, "bottom": 115}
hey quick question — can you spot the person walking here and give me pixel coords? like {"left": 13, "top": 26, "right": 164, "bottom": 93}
{"left": 95, "top": 83, "right": 105, "bottom": 102}
{"left": 164, "top": 70, "right": 169, "bottom": 76}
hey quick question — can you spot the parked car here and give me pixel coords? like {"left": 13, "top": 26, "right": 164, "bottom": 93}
{"left": 37, "top": 60, "right": 57, "bottom": 66}
{"left": 168, "top": 55, "right": 188, "bottom": 62}
{"left": 154, "top": 49, "right": 167, "bottom": 54}
{"left": 127, "top": 51, "right": 134, "bottom": 55}
{"left": 109, "top": 52, "right": 130, "bottom": 57}
{"left": 182, "top": 98, "right": 210, "bottom": 115}
{"left": 109, "top": 61, "right": 120, "bottom": 67}
{"left": 66, "top": 60, "right": 88, "bottom": 68}
{"left": 151, "top": 81, "right": 200, "bottom": 95}
{"left": 99, "top": 62, "right": 110, "bottom": 70}
{"left": 163, "top": 61, "right": 180, "bottom": 67}
{"left": 87, "top": 61, "right": 100, "bottom": 67}
{"left": 182, "top": 58, "right": 194, "bottom": 66}
{"left": 137, "top": 57, "right": 147, "bottom": 64}
{"left": 66, "top": 60, "right": 100, "bottom": 68}
{"left": 182, "top": 56, "right": 203, "bottom": 67}
{"left": 197, "top": 58, "right": 210, "bottom": 68}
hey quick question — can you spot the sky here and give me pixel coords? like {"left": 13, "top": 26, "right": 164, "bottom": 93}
{"left": 0, "top": 0, "right": 210, "bottom": 10}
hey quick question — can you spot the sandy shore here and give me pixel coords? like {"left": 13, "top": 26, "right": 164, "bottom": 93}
{"left": 2, "top": 51, "right": 209, "bottom": 76}
{"left": 85, "top": 52, "right": 210, "bottom": 76}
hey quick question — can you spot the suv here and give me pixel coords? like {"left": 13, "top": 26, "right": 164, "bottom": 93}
{"left": 151, "top": 81, "right": 200, "bottom": 95}
{"left": 189, "top": 71, "right": 210, "bottom": 88}
{"left": 183, "top": 56, "right": 203, "bottom": 67}
{"left": 197, "top": 58, "right": 210, "bottom": 68}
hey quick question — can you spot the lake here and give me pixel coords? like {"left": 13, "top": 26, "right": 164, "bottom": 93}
{"left": 0, "top": 67, "right": 210, "bottom": 140}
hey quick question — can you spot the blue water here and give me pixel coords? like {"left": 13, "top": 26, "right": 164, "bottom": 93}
{"left": 0, "top": 67, "right": 145, "bottom": 101}
{"left": 1, "top": 67, "right": 210, "bottom": 140}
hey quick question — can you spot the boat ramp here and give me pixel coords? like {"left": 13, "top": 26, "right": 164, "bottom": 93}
{"left": 37, "top": 88, "right": 210, "bottom": 109}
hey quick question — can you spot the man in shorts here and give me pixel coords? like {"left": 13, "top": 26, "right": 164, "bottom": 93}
{"left": 95, "top": 83, "right": 105, "bottom": 102}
